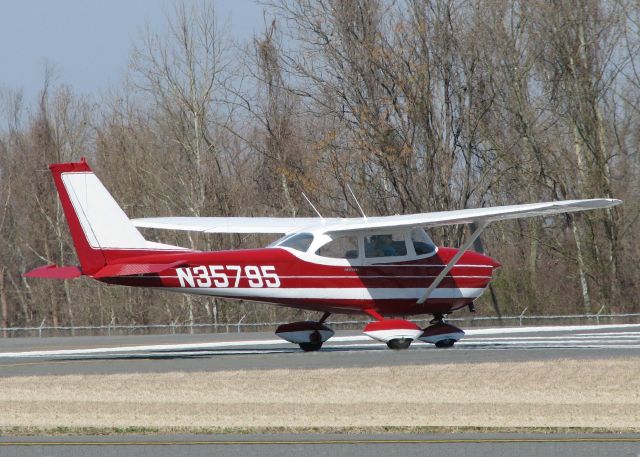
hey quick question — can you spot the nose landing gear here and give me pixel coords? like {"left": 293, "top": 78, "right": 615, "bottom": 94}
{"left": 419, "top": 317, "right": 465, "bottom": 348}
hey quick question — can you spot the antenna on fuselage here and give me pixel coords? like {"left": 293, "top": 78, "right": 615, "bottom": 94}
{"left": 346, "top": 183, "right": 367, "bottom": 220}
{"left": 302, "top": 192, "right": 324, "bottom": 220}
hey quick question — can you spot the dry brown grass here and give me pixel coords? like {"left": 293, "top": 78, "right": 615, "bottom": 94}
{"left": 1, "top": 358, "right": 639, "bottom": 431}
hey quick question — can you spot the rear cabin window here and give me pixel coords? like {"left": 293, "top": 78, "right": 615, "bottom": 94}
{"left": 278, "top": 233, "right": 314, "bottom": 252}
{"left": 364, "top": 233, "right": 407, "bottom": 258}
{"left": 316, "top": 236, "right": 359, "bottom": 259}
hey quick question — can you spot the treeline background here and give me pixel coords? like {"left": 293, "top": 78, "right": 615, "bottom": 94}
{"left": 1, "top": 0, "right": 639, "bottom": 330}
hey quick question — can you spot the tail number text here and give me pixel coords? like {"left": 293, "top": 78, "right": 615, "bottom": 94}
{"left": 176, "top": 265, "right": 280, "bottom": 288}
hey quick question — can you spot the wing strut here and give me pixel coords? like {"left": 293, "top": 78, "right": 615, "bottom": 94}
{"left": 417, "top": 221, "right": 489, "bottom": 304}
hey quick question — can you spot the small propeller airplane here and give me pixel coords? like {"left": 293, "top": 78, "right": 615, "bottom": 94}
{"left": 26, "top": 159, "right": 621, "bottom": 351}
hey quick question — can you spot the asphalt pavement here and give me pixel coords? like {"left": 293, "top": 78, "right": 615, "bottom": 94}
{"left": 1, "top": 324, "right": 639, "bottom": 376}
{"left": 2, "top": 433, "right": 640, "bottom": 457}
{"left": 2, "top": 325, "right": 639, "bottom": 457}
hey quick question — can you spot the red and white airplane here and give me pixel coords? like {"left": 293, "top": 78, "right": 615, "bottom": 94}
{"left": 26, "top": 159, "right": 620, "bottom": 351}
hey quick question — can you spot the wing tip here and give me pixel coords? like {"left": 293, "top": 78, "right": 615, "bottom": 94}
{"left": 588, "top": 198, "right": 622, "bottom": 208}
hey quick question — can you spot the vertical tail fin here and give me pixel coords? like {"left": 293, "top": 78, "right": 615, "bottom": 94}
{"left": 49, "top": 158, "right": 175, "bottom": 275}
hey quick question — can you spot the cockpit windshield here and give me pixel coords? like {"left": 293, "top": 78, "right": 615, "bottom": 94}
{"left": 410, "top": 228, "right": 436, "bottom": 255}
{"left": 271, "top": 232, "right": 314, "bottom": 252}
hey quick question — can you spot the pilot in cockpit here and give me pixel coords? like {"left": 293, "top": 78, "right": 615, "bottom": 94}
{"left": 372, "top": 234, "right": 396, "bottom": 257}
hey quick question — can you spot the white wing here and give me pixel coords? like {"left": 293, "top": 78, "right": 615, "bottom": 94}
{"left": 131, "top": 199, "right": 621, "bottom": 235}
{"left": 325, "top": 199, "right": 621, "bottom": 233}
{"left": 131, "top": 216, "right": 336, "bottom": 234}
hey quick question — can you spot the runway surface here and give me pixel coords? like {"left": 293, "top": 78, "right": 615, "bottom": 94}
{"left": 2, "top": 325, "right": 639, "bottom": 456}
{"left": 1, "top": 323, "right": 639, "bottom": 376}
{"left": 2, "top": 433, "right": 640, "bottom": 457}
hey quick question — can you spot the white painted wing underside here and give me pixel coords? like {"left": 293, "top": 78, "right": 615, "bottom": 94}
{"left": 131, "top": 199, "right": 621, "bottom": 235}
{"left": 131, "top": 217, "right": 342, "bottom": 234}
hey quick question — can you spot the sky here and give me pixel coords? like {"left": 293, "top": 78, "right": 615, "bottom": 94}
{"left": 0, "top": 0, "right": 266, "bottom": 102}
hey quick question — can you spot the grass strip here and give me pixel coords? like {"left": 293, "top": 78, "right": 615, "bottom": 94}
{"left": 2, "top": 359, "right": 639, "bottom": 432}
{"left": 2, "top": 425, "right": 640, "bottom": 437}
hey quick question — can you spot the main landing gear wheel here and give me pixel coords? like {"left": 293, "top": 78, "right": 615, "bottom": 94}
{"left": 362, "top": 318, "right": 423, "bottom": 350}
{"left": 386, "top": 338, "right": 413, "bottom": 350}
{"left": 299, "top": 342, "right": 323, "bottom": 352}
{"left": 434, "top": 338, "right": 456, "bottom": 348}
{"left": 275, "top": 317, "right": 334, "bottom": 352}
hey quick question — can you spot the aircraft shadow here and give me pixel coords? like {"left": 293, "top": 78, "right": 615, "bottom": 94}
{"left": 51, "top": 344, "right": 394, "bottom": 362}
{"left": 41, "top": 342, "right": 607, "bottom": 364}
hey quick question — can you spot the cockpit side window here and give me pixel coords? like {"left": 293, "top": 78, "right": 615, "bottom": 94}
{"left": 316, "top": 235, "right": 359, "bottom": 259}
{"left": 411, "top": 228, "right": 436, "bottom": 255}
{"left": 277, "top": 232, "right": 314, "bottom": 252}
{"left": 364, "top": 232, "right": 407, "bottom": 258}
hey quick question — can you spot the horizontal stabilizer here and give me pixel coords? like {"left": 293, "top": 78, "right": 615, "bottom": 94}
{"left": 24, "top": 265, "right": 83, "bottom": 279}
{"left": 92, "top": 261, "right": 186, "bottom": 278}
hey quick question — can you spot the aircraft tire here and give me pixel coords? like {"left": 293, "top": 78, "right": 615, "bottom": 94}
{"left": 299, "top": 342, "right": 323, "bottom": 352}
{"left": 386, "top": 338, "right": 413, "bottom": 350}
{"left": 435, "top": 338, "right": 456, "bottom": 348}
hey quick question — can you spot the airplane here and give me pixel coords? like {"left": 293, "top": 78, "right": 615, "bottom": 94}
{"left": 25, "top": 158, "right": 621, "bottom": 351}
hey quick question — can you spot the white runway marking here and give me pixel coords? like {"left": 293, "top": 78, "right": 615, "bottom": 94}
{"left": 464, "top": 324, "right": 640, "bottom": 335}
{"left": 1, "top": 324, "right": 639, "bottom": 359}
{"left": 0, "top": 339, "right": 294, "bottom": 358}
{"left": 465, "top": 334, "right": 640, "bottom": 341}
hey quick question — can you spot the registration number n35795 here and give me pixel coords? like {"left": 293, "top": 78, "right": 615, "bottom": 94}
{"left": 176, "top": 265, "right": 280, "bottom": 288}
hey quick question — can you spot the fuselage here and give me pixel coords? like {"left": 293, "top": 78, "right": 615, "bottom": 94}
{"left": 101, "top": 246, "right": 500, "bottom": 317}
